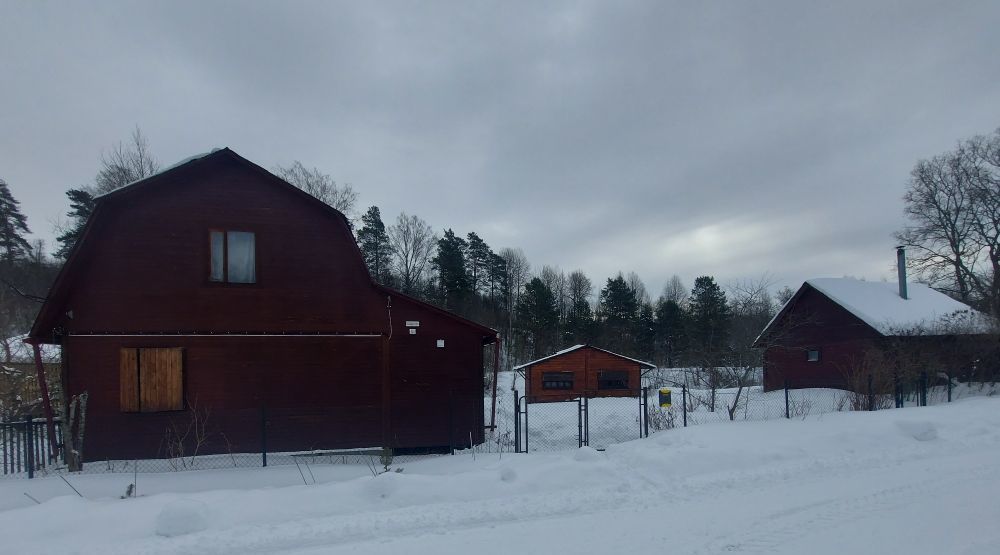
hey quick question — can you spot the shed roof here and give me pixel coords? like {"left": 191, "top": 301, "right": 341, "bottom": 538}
{"left": 513, "top": 344, "right": 655, "bottom": 370}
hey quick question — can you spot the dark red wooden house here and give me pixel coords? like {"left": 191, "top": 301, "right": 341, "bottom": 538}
{"left": 28, "top": 148, "right": 497, "bottom": 462}
{"left": 514, "top": 345, "right": 654, "bottom": 403}
{"left": 755, "top": 276, "right": 991, "bottom": 391}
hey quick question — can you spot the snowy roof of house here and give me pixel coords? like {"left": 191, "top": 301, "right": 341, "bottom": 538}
{"left": 512, "top": 344, "right": 655, "bottom": 371}
{"left": 92, "top": 149, "right": 221, "bottom": 200}
{"left": 758, "top": 278, "right": 993, "bottom": 342}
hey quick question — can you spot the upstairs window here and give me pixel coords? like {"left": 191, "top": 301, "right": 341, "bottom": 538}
{"left": 806, "top": 349, "right": 821, "bottom": 362}
{"left": 542, "top": 371, "right": 574, "bottom": 390}
{"left": 597, "top": 370, "right": 630, "bottom": 390}
{"left": 210, "top": 230, "right": 256, "bottom": 283}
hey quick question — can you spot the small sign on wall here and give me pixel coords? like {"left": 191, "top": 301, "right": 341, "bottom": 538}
{"left": 406, "top": 321, "right": 420, "bottom": 327}
{"left": 436, "top": 339, "right": 445, "bottom": 348}
{"left": 409, "top": 329, "right": 416, "bottom": 335}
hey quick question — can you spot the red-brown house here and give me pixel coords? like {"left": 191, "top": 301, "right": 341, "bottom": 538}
{"left": 755, "top": 277, "right": 991, "bottom": 391}
{"left": 514, "top": 345, "right": 654, "bottom": 403}
{"left": 28, "top": 148, "right": 497, "bottom": 461}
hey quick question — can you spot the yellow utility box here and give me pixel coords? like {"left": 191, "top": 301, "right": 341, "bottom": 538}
{"left": 658, "top": 388, "right": 672, "bottom": 407}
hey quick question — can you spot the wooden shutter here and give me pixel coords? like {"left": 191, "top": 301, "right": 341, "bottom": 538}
{"left": 139, "top": 348, "right": 184, "bottom": 412}
{"left": 120, "top": 348, "right": 140, "bottom": 412}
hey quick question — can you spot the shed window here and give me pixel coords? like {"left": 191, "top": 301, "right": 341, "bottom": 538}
{"left": 598, "top": 370, "right": 629, "bottom": 390}
{"left": 806, "top": 349, "right": 821, "bottom": 362}
{"left": 120, "top": 348, "right": 184, "bottom": 412}
{"left": 210, "top": 230, "right": 256, "bottom": 283}
{"left": 542, "top": 372, "right": 574, "bottom": 390}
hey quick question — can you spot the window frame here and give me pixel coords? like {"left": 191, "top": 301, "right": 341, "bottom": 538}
{"left": 208, "top": 228, "right": 257, "bottom": 285}
{"left": 806, "top": 349, "right": 821, "bottom": 362}
{"left": 541, "top": 371, "right": 575, "bottom": 391}
{"left": 597, "top": 370, "right": 630, "bottom": 390}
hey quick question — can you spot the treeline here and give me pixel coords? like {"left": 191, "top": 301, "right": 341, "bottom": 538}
{"left": 355, "top": 204, "right": 786, "bottom": 370}
{"left": 9, "top": 125, "right": 996, "bottom": 373}
{"left": 0, "top": 128, "right": 787, "bottom": 373}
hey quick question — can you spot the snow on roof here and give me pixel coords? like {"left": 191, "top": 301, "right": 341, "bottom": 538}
{"left": 806, "top": 278, "right": 993, "bottom": 336}
{"left": 93, "top": 149, "right": 222, "bottom": 200}
{"left": 513, "top": 344, "right": 655, "bottom": 370}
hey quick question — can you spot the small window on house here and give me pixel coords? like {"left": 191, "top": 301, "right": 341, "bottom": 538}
{"left": 209, "top": 230, "right": 256, "bottom": 283}
{"left": 542, "top": 372, "right": 574, "bottom": 390}
{"left": 120, "top": 348, "right": 184, "bottom": 412}
{"left": 806, "top": 349, "right": 821, "bottom": 362}
{"left": 598, "top": 370, "right": 630, "bottom": 390}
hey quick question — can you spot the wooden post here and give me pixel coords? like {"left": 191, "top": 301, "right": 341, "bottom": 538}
{"left": 26, "top": 339, "right": 58, "bottom": 461}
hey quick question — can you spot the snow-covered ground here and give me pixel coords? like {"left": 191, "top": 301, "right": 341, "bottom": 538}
{"left": 2, "top": 395, "right": 999, "bottom": 554}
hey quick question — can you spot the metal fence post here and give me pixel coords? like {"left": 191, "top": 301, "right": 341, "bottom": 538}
{"left": 920, "top": 372, "right": 928, "bottom": 406}
{"left": 947, "top": 372, "right": 952, "bottom": 403}
{"left": 784, "top": 379, "right": 790, "bottom": 419}
{"left": 578, "top": 398, "right": 584, "bottom": 448}
{"left": 682, "top": 385, "right": 687, "bottom": 427}
{"left": 261, "top": 404, "right": 268, "bottom": 467}
{"left": 642, "top": 387, "right": 649, "bottom": 438}
{"left": 894, "top": 372, "right": 901, "bottom": 408}
{"left": 513, "top": 390, "right": 520, "bottom": 453}
{"left": 25, "top": 415, "right": 34, "bottom": 479}
{"left": 524, "top": 393, "right": 529, "bottom": 453}
{"left": 582, "top": 397, "right": 588, "bottom": 446}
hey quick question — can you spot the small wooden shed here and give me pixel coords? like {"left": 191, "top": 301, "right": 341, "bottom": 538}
{"left": 514, "top": 345, "right": 654, "bottom": 403}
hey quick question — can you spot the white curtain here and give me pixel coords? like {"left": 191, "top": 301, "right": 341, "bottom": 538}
{"left": 226, "top": 231, "right": 256, "bottom": 283}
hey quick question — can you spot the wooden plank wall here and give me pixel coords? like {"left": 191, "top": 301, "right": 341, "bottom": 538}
{"left": 527, "top": 347, "right": 642, "bottom": 402}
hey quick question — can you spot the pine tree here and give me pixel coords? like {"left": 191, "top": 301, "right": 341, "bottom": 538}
{"left": 635, "top": 302, "right": 657, "bottom": 361}
{"left": 0, "top": 179, "right": 32, "bottom": 264}
{"left": 465, "top": 232, "right": 493, "bottom": 296}
{"left": 564, "top": 296, "right": 595, "bottom": 345}
{"left": 517, "top": 277, "right": 559, "bottom": 357}
{"left": 432, "top": 229, "right": 471, "bottom": 311}
{"left": 687, "top": 275, "right": 731, "bottom": 364}
{"left": 654, "top": 298, "right": 687, "bottom": 367}
{"left": 598, "top": 274, "right": 640, "bottom": 353}
{"left": 55, "top": 188, "right": 96, "bottom": 260}
{"left": 356, "top": 206, "right": 394, "bottom": 285}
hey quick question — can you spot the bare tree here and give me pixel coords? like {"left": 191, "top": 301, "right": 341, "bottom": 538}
{"left": 498, "top": 247, "right": 530, "bottom": 366}
{"left": 92, "top": 127, "right": 159, "bottom": 194}
{"left": 661, "top": 274, "right": 687, "bottom": 307}
{"left": 567, "top": 270, "right": 594, "bottom": 309}
{"left": 895, "top": 128, "right": 1000, "bottom": 317}
{"left": 539, "top": 265, "right": 567, "bottom": 321}
{"left": 776, "top": 285, "right": 795, "bottom": 305}
{"left": 388, "top": 212, "right": 437, "bottom": 295}
{"left": 626, "top": 271, "right": 651, "bottom": 305}
{"left": 714, "top": 276, "right": 776, "bottom": 420}
{"left": 273, "top": 161, "right": 358, "bottom": 217}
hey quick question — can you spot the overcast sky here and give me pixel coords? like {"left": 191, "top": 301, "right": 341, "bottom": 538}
{"left": 2, "top": 1, "right": 999, "bottom": 297}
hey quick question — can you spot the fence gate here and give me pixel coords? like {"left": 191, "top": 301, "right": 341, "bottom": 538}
{"left": 2, "top": 417, "right": 63, "bottom": 478}
{"left": 514, "top": 391, "right": 647, "bottom": 452}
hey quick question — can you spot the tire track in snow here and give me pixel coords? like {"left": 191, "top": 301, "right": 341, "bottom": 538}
{"left": 110, "top": 482, "right": 642, "bottom": 555}
{"left": 700, "top": 461, "right": 999, "bottom": 554}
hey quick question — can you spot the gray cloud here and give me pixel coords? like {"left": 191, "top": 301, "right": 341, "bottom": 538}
{"left": 2, "top": 0, "right": 999, "bottom": 296}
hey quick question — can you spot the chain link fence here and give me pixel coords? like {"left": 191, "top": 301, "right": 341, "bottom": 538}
{"left": 6, "top": 370, "right": 997, "bottom": 479}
